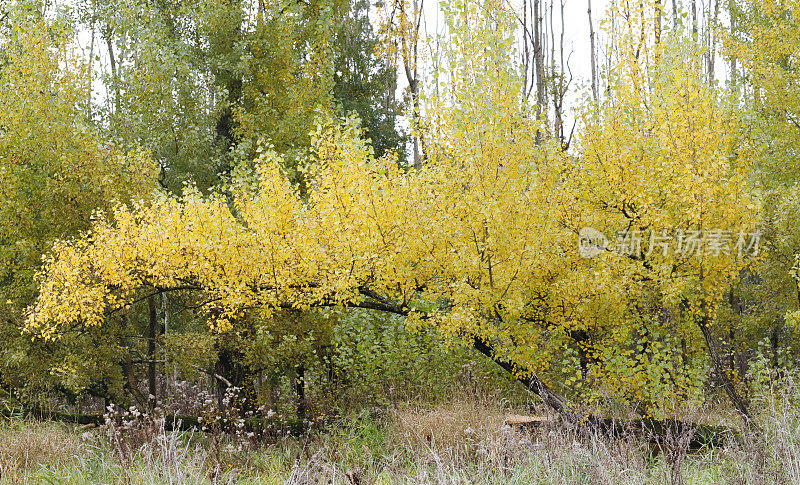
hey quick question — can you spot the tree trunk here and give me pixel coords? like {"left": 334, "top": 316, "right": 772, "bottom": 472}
{"left": 296, "top": 364, "right": 307, "bottom": 420}
{"left": 533, "top": 0, "right": 546, "bottom": 143}
{"left": 147, "top": 295, "right": 158, "bottom": 409}
{"left": 103, "top": 26, "right": 121, "bottom": 115}
{"left": 697, "top": 310, "right": 751, "bottom": 423}
{"left": 472, "top": 336, "right": 569, "bottom": 418}
{"left": 729, "top": 0, "right": 738, "bottom": 100}
{"left": 121, "top": 314, "right": 146, "bottom": 408}
{"left": 588, "top": 0, "right": 599, "bottom": 104}
{"left": 708, "top": 0, "right": 719, "bottom": 83}
{"left": 655, "top": 0, "right": 662, "bottom": 45}
{"left": 672, "top": 0, "right": 678, "bottom": 29}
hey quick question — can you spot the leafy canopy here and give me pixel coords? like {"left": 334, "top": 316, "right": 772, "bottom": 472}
{"left": 26, "top": 0, "right": 763, "bottom": 412}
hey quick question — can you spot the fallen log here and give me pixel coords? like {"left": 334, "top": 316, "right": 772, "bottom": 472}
{"left": 503, "top": 414, "right": 739, "bottom": 449}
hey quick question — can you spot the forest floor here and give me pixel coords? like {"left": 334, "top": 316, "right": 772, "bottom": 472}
{"left": 0, "top": 390, "right": 795, "bottom": 485}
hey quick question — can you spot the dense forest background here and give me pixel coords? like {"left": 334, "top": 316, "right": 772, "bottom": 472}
{"left": 1, "top": 0, "right": 800, "bottom": 438}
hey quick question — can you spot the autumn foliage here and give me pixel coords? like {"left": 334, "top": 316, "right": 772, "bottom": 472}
{"left": 1, "top": 0, "right": 799, "bottom": 425}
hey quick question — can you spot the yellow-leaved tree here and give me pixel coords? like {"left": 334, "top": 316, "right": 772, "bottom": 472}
{"left": 26, "top": 0, "right": 761, "bottom": 421}
{"left": 571, "top": 19, "right": 760, "bottom": 417}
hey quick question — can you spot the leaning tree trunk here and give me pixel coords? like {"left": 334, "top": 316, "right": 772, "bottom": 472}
{"left": 472, "top": 336, "right": 570, "bottom": 418}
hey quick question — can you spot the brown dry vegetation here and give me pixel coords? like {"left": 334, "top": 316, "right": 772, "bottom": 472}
{"left": 0, "top": 419, "right": 85, "bottom": 480}
{"left": 2, "top": 381, "right": 800, "bottom": 485}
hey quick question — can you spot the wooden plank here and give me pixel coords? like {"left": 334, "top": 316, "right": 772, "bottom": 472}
{"left": 505, "top": 414, "right": 549, "bottom": 427}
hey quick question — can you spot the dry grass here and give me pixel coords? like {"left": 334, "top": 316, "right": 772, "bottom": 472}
{"left": 0, "top": 416, "right": 220, "bottom": 484}
{"left": 280, "top": 395, "right": 659, "bottom": 484}
{"left": 5, "top": 382, "right": 800, "bottom": 484}
{"left": 389, "top": 394, "right": 509, "bottom": 463}
{"left": 0, "top": 418, "right": 86, "bottom": 481}
{"left": 377, "top": 396, "right": 655, "bottom": 484}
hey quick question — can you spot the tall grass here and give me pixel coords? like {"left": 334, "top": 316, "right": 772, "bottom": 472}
{"left": 4, "top": 378, "right": 800, "bottom": 484}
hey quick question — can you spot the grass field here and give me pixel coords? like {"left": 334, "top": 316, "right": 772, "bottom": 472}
{"left": 1, "top": 387, "right": 798, "bottom": 485}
